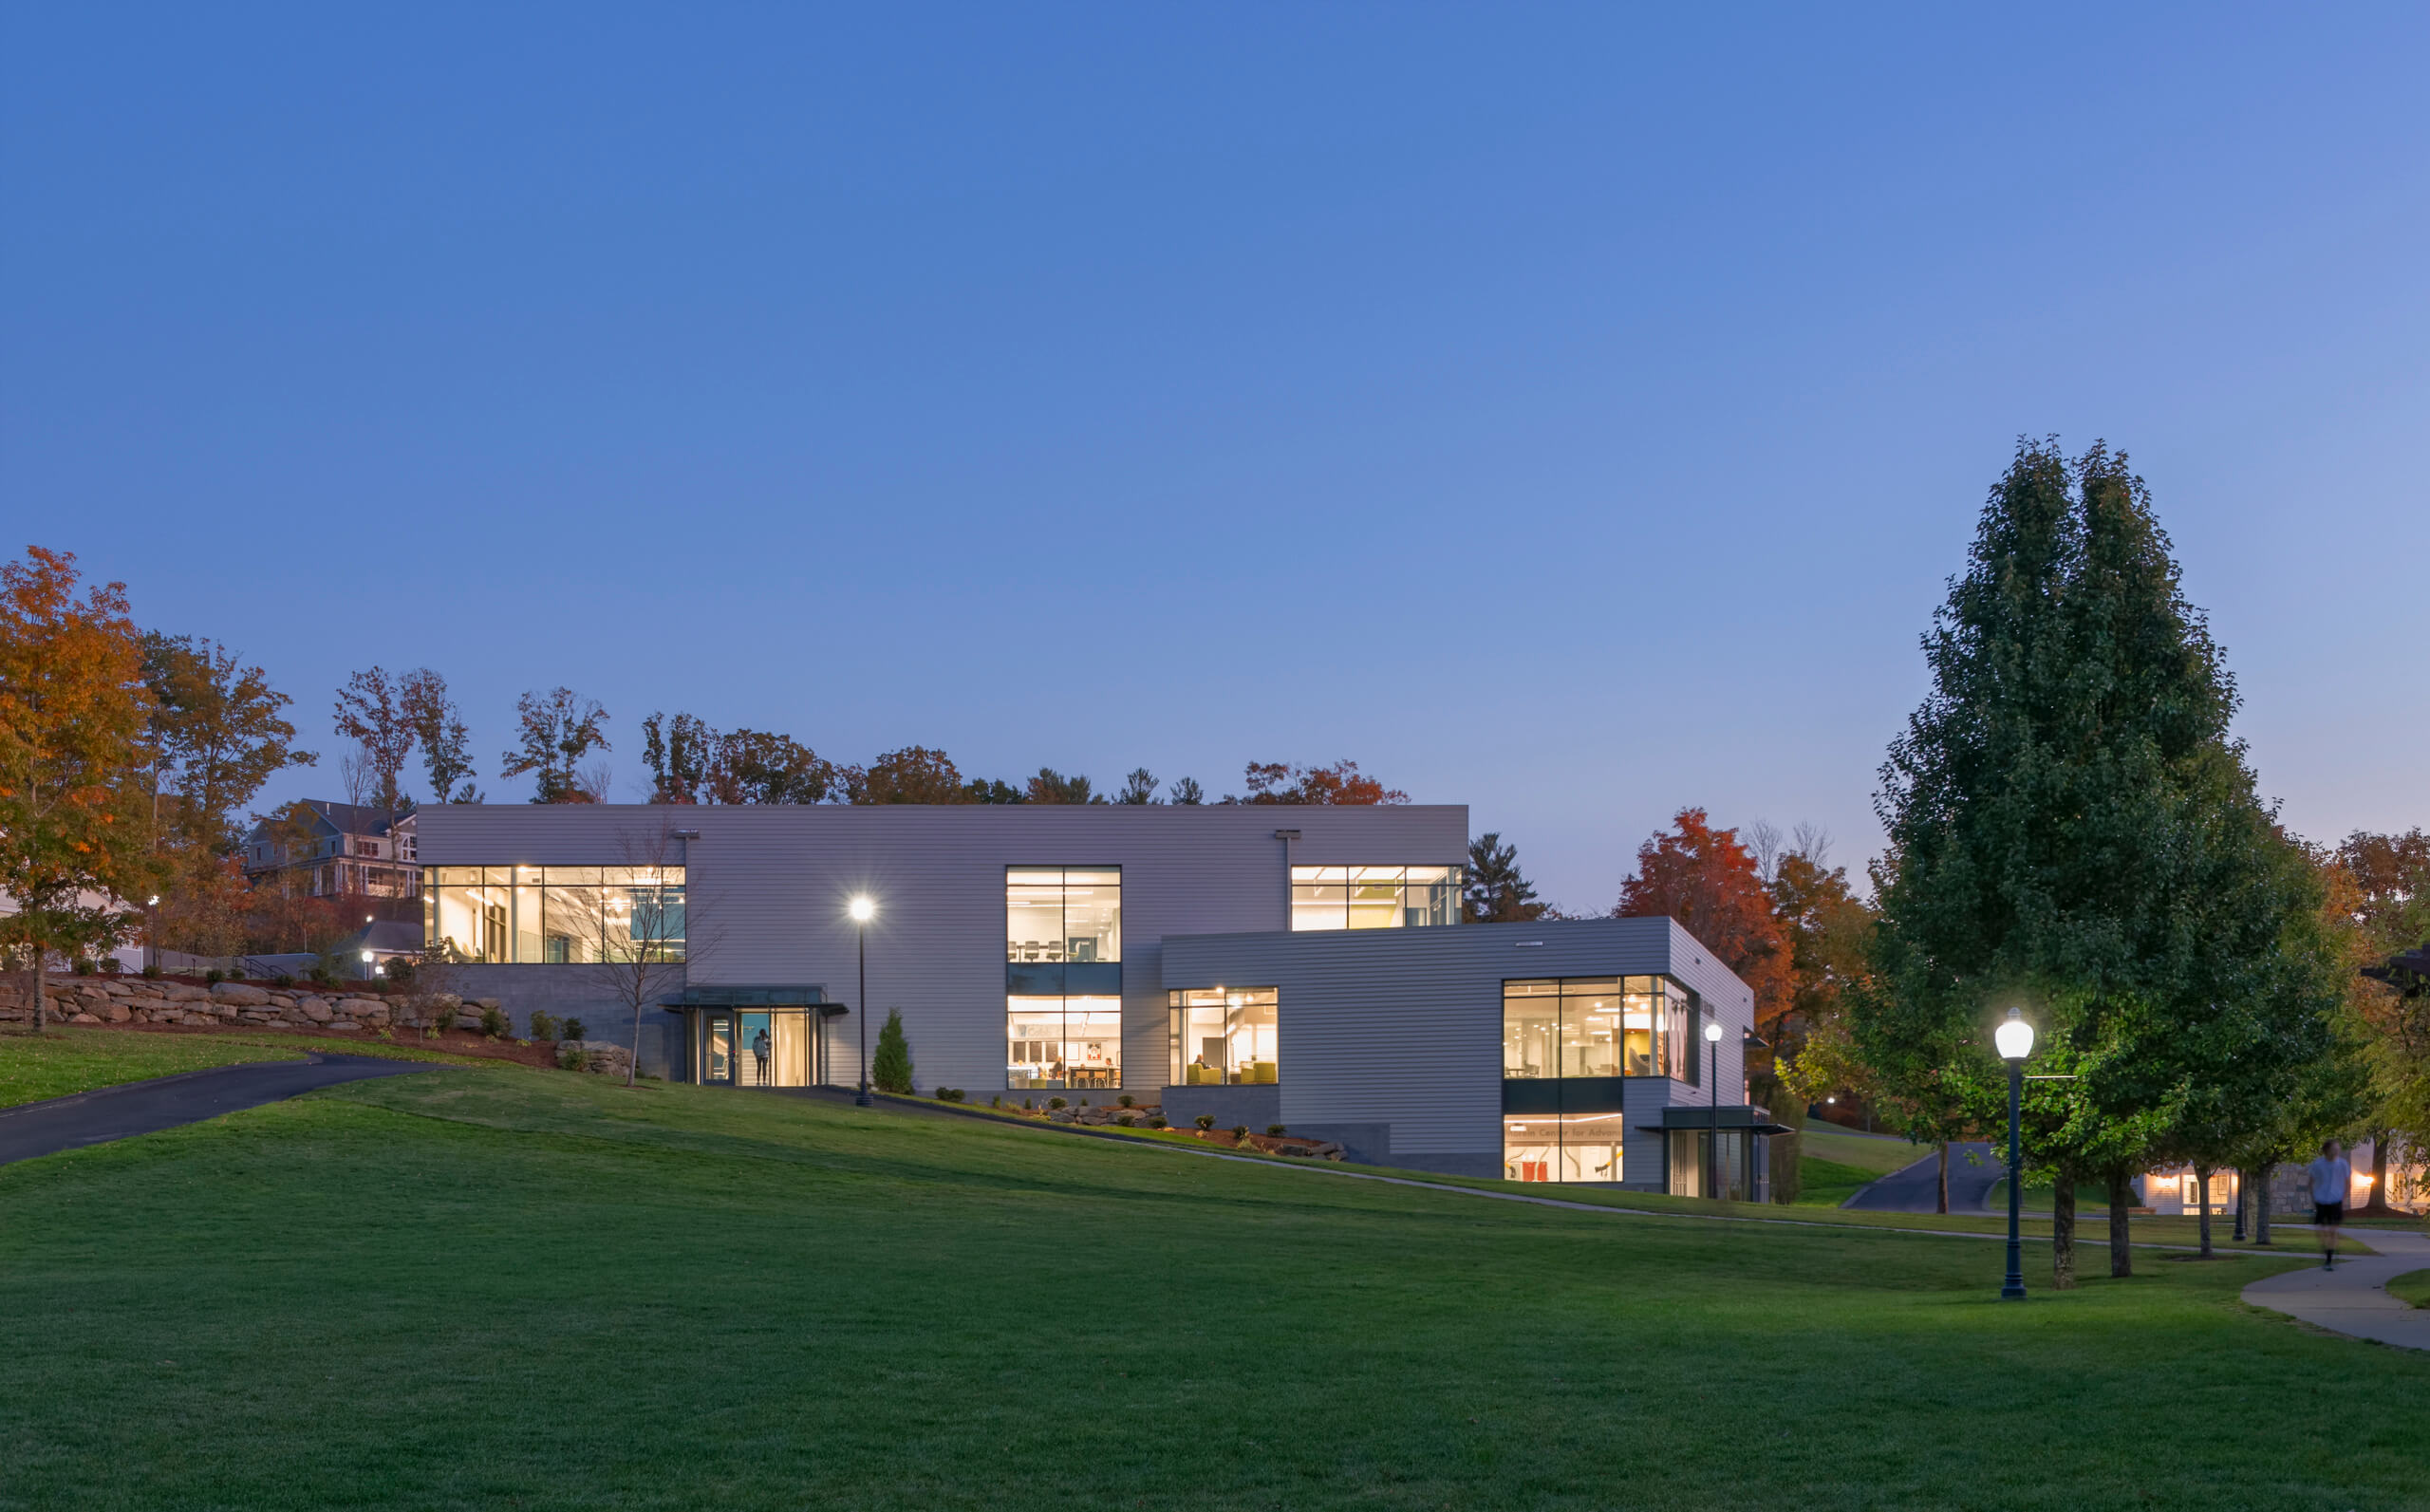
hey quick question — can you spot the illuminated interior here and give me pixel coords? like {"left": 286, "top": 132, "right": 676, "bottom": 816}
{"left": 1288, "top": 866, "right": 1463, "bottom": 930}
{"left": 424, "top": 866, "right": 685, "bottom": 963}
{"left": 1167, "top": 987, "right": 1280, "bottom": 1084}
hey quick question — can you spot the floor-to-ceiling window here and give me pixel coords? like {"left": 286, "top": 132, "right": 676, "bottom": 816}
{"left": 1502, "top": 975, "right": 1696, "bottom": 1184}
{"left": 1167, "top": 987, "right": 1279, "bottom": 1084}
{"left": 1005, "top": 867, "right": 1122, "bottom": 1089}
{"left": 424, "top": 866, "right": 688, "bottom": 963}
{"left": 1288, "top": 866, "right": 1463, "bottom": 930}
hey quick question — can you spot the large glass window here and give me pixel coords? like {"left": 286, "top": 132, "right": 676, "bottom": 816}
{"left": 1289, "top": 865, "right": 1462, "bottom": 930}
{"left": 1007, "top": 995, "right": 1123, "bottom": 1090}
{"left": 1006, "top": 867, "right": 1121, "bottom": 962}
{"left": 1506, "top": 976, "right": 1678, "bottom": 1079}
{"left": 423, "top": 866, "right": 686, "bottom": 962}
{"left": 1167, "top": 988, "right": 1279, "bottom": 1085}
{"left": 1505, "top": 1114, "right": 1626, "bottom": 1184}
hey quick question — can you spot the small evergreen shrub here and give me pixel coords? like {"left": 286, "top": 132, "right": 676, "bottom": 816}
{"left": 271, "top": 973, "right": 295, "bottom": 988}
{"left": 1146, "top": 1114, "right": 1168, "bottom": 1129}
{"left": 140, "top": 962, "right": 161, "bottom": 980}
{"left": 308, "top": 965, "right": 337, "bottom": 988}
{"left": 1267, "top": 1125, "right": 1287, "bottom": 1137}
{"left": 564, "top": 1017, "right": 586, "bottom": 1040}
{"left": 935, "top": 1088, "right": 964, "bottom": 1103}
{"left": 1194, "top": 1114, "right": 1216, "bottom": 1130}
{"left": 870, "top": 1008, "right": 915, "bottom": 1095}
{"left": 226, "top": 966, "right": 246, "bottom": 980}
{"left": 71, "top": 957, "right": 96, "bottom": 977}
{"left": 478, "top": 1005, "right": 510, "bottom": 1038}
{"left": 203, "top": 968, "right": 225, "bottom": 985}
{"left": 1022, "top": 1096, "right": 1034, "bottom": 1110}
{"left": 1115, "top": 1113, "right": 1136, "bottom": 1128}
{"left": 1231, "top": 1126, "right": 1249, "bottom": 1140}
{"left": 1048, "top": 1096, "right": 1067, "bottom": 1111}
{"left": 1116, "top": 1093, "right": 1135, "bottom": 1109}
{"left": 528, "top": 1010, "right": 561, "bottom": 1042}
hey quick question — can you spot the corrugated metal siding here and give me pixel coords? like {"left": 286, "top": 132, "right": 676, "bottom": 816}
{"left": 1162, "top": 917, "right": 1755, "bottom": 1161}
{"left": 414, "top": 803, "right": 1467, "bottom": 1092}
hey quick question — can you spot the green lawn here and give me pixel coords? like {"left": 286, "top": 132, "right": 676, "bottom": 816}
{"left": 2, "top": 1064, "right": 2424, "bottom": 1509}
{"left": 2389, "top": 1268, "right": 2430, "bottom": 1309}
{"left": 0, "top": 1025, "right": 497, "bottom": 1108}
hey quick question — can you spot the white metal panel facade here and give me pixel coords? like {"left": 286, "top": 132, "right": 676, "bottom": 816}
{"left": 1161, "top": 917, "right": 1754, "bottom": 1177}
{"left": 415, "top": 803, "right": 1468, "bottom": 1090}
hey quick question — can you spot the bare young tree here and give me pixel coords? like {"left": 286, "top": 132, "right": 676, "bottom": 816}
{"left": 553, "top": 821, "right": 714, "bottom": 1087}
{"left": 1747, "top": 819, "right": 1785, "bottom": 885}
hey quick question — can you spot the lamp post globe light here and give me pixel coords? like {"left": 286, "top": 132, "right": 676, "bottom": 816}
{"left": 1704, "top": 1017, "right": 1726, "bottom": 1200}
{"left": 1995, "top": 1006, "right": 2036, "bottom": 1301}
{"left": 360, "top": 948, "right": 377, "bottom": 981}
{"left": 849, "top": 896, "right": 875, "bottom": 1107}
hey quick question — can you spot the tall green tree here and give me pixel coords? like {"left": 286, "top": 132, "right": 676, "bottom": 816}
{"left": 1115, "top": 768, "right": 1159, "bottom": 805}
{"left": 501, "top": 687, "right": 610, "bottom": 804}
{"left": 0, "top": 548, "right": 159, "bottom": 1031}
{"left": 1464, "top": 832, "right": 1546, "bottom": 923}
{"left": 870, "top": 1007, "right": 914, "bottom": 1094}
{"left": 1863, "top": 440, "right": 2323, "bottom": 1285}
{"left": 842, "top": 746, "right": 964, "bottom": 805}
{"left": 1025, "top": 768, "right": 1102, "bottom": 804}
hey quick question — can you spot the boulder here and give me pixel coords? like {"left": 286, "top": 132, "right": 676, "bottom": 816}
{"left": 159, "top": 981, "right": 212, "bottom": 1001}
{"left": 558, "top": 1040, "right": 632, "bottom": 1076}
{"left": 101, "top": 1003, "right": 131, "bottom": 1023}
{"left": 68, "top": 1012, "right": 103, "bottom": 1024}
{"left": 210, "top": 982, "right": 271, "bottom": 1006}
{"left": 301, "top": 1001, "right": 335, "bottom": 1023}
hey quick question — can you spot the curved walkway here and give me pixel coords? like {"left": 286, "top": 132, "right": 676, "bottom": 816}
{"left": 0, "top": 1055, "right": 434, "bottom": 1167}
{"left": 2242, "top": 1223, "right": 2430, "bottom": 1351}
{"left": 1841, "top": 1140, "right": 2002, "bottom": 1212}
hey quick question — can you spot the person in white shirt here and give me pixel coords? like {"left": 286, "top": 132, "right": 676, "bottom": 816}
{"left": 2305, "top": 1138, "right": 2352, "bottom": 1270}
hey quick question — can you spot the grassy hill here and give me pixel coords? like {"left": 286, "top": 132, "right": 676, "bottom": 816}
{"left": 1, "top": 1061, "right": 2424, "bottom": 1510}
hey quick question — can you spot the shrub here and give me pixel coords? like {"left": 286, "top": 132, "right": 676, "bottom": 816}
{"left": 528, "top": 1010, "right": 561, "bottom": 1042}
{"left": 1048, "top": 1096, "right": 1067, "bottom": 1111}
{"left": 1116, "top": 1093, "right": 1135, "bottom": 1109}
{"left": 1231, "top": 1125, "right": 1249, "bottom": 1140}
{"left": 870, "top": 1008, "right": 915, "bottom": 1095}
{"left": 935, "top": 1088, "right": 964, "bottom": 1103}
{"left": 226, "top": 965, "right": 246, "bottom": 980}
{"left": 203, "top": 968, "right": 224, "bottom": 985}
{"left": 271, "top": 973, "right": 294, "bottom": 988}
{"left": 383, "top": 960, "right": 414, "bottom": 986}
{"left": 563, "top": 1017, "right": 586, "bottom": 1040}
{"left": 478, "top": 1005, "right": 510, "bottom": 1038}
{"left": 1194, "top": 1114, "right": 1216, "bottom": 1130}
{"left": 1116, "top": 1113, "right": 1136, "bottom": 1128}
{"left": 140, "top": 962, "right": 161, "bottom": 980}
{"left": 990, "top": 1095, "right": 1001, "bottom": 1109}
{"left": 1267, "top": 1125, "right": 1287, "bottom": 1137}
{"left": 308, "top": 965, "right": 337, "bottom": 988}
{"left": 1146, "top": 1113, "right": 1168, "bottom": 1129}
{"left": 71, "top": 957, "right": 96, "bottom": 977}
{"left": 1021, "top": 1096, "right": 1034, "bottom": 1110}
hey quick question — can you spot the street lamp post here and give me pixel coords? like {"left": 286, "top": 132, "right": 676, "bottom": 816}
{"left": 1994, "top": 1006, "right": 2036, "bottom": 1301}
{"left": 1704, "top": 1018, "right": 1726, "bottom": 1200}
{"left": 850, "top": 896, "right": 875, "bottom": 1106}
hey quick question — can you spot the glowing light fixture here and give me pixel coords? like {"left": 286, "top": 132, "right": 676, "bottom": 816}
{"left": 1994, "top": 1006, "right": 2035, "bottom": 1062}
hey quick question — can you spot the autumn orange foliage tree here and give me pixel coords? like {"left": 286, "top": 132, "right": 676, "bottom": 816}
{"left": 1235, "top": 760, "right": 1407, "bottom": 806}
{"left": 1613, "top": 808, "right": 1792, "bottom": 1040}
{"left": 0, "top": 547, "right": 160, "bottom": 1032}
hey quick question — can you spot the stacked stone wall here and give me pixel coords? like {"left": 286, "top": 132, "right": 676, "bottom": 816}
{"left": 0, "top": 975, "right": 495, "bottom": 1036}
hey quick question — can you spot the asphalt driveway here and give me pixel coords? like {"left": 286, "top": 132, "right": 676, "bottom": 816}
{"left": 0, "top": 1055, "right": 434, "bottom": 1166}
{"left": 1841, "top": 1139, "right": 2002, "bottom": 1212}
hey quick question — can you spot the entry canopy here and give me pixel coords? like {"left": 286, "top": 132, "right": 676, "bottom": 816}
{"left": 660, "top": 985, "right": 847, "bottom": 1017}
{"left": 1640, "top": 1106, "right": 1797, "bottom": 1136}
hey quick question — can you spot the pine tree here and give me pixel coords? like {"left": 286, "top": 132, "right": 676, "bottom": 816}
{"left": 1464, "top": 832, "right": 1545, "bottom": 923}
{"left": 871, "top": 1008, "right": 914, "bottom": 1094}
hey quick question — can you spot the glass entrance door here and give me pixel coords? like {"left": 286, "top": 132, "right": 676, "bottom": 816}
{"left": 738, "top": 1012, "right": 775, "bottom": 1086}
{"left": 704, "top": 1015, "right": 734, "bottom": 1084}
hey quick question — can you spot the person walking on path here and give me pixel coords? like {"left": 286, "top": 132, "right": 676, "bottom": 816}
{"left": 2306, "top": 1138, "right": 2352, "bottom": 1269}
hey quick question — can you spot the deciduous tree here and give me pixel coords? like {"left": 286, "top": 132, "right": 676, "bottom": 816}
{"left": 1614, "top": 808, "right": 1791, "bottom": 1028}
{"left": 501, "top": 687, "right": 610, "bottom": 804}
{"left": 842, "top": 746, "right": 964, "bottom": 805}
{"left": 0, "top": 548, "right": 159, "bottom": 1031}
{"left": 401, "top": 669, "right": 478, "bottom": 803}
{"left": 142, "top": 634, "right": 314, "bottom": 850}
{"left": 1025, "top": 768, "right": 1102, "bottom": 804}
{"left": 1233, "top": 760, "right": 1407, "bottom": 805}
{"left": 333, "top": 667, "right": 417, "bottom": 815}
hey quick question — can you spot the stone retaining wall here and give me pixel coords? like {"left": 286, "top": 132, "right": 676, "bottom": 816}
{"left": 0, "top": 975, "right": 495, "bottom": 1036}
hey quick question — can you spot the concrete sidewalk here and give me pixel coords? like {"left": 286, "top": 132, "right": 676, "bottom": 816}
{"left": 0, "top": 1055, "right": 434, "bottom": 1166}
{"left": 2242, "top": 1223, "right": 2430, "bottom": 1350}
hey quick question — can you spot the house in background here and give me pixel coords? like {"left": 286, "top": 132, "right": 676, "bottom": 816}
{"left": 242, "top": 803, "right": 420, "bottom": 901}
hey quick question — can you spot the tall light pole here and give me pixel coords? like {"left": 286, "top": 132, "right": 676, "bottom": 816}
{"left": 1995, "top": 1006, "right": 2036, "bottom": 1300}
{"left": 1703, "top": 1017, "right": 1726, "bottom": 1200}
{"left": 850, "top": 895, "right": 875, "bottom": 1106}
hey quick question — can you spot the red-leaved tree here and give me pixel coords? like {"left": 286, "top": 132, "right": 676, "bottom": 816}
{"left": 1614, "top": 808, "right": 1792, "bottom": 1036}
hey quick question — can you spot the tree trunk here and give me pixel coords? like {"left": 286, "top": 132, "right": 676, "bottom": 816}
{"left": 30, "top": 933, "right": 48, "bottom": 1035}
{"left": 2254, "top": 1163, "right": 2273, "bottom": 1246}
{"left": 2195, "top": 1165, "right": 2215, "bottom": 1258}
{"left": 2363, "top": 1131, "right": 2394, "bottom": 1215}
{"left": 626, "top": 993, "right": 641, "bottom": 1088}
{"left": 2051, "top": 1172, "right": 2077, "bottom": 1289}
{"left": 2232, "top": 1167, "right": 2249, "bottom": 1243}
{"left": 2107, "top": 1166, "right": 2134, "bottom": 1278}
{"left": 1936, "top": 1140, "right": 1950, "bottom": 1214}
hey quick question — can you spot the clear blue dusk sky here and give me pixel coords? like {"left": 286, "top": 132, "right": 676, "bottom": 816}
{"left": 5, "top": 6, "right": 2424, "bottom": 907}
